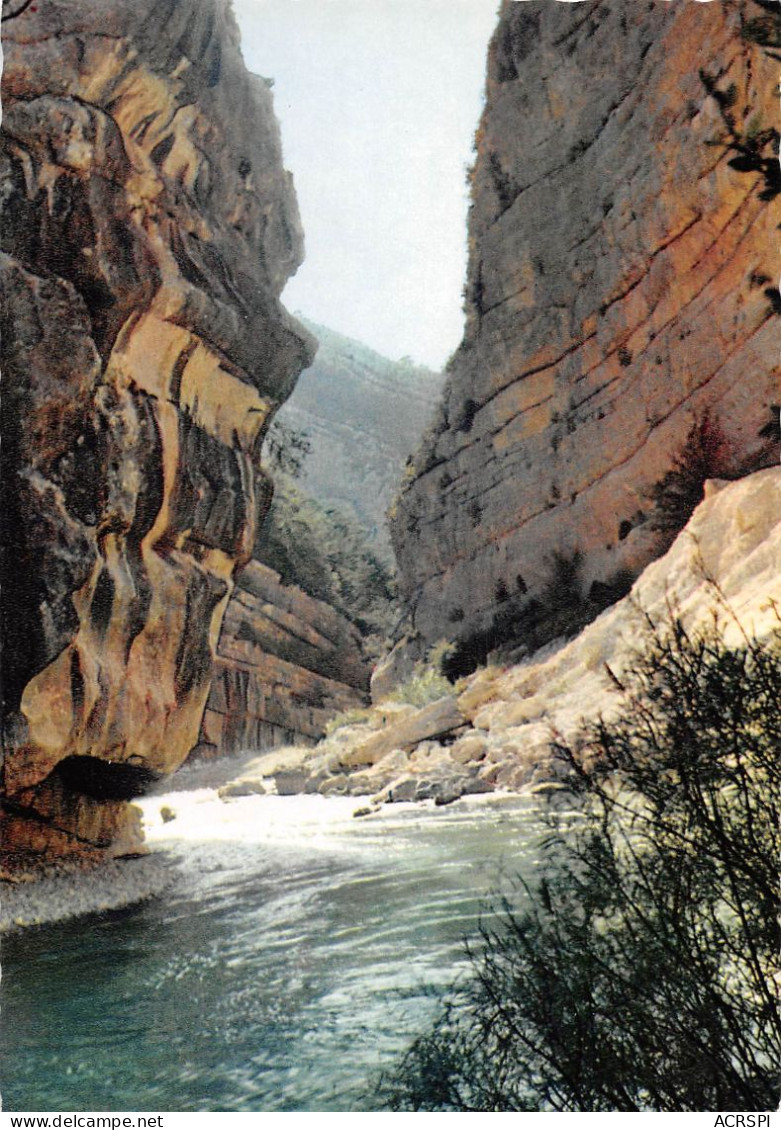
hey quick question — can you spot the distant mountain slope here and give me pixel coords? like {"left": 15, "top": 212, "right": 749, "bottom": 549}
{"left": 272, "top": 318, "right": 444, "bottom": 558}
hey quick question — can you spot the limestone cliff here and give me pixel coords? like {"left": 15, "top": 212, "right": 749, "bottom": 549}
{"left": 198, "top": 560, "right": 369, "bottom": 758}
{"left": 214, "top": 467, "right": 781, "bottom": 808}
{"left": 1, "top": 0, "right": 314, "bottom": 871}
{"left": 391, "top": 0, "right": 779, "bottom": 670}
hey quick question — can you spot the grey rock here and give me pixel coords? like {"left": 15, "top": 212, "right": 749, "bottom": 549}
{"left": 341, "top": 696, "right": 464, "bottom": 768}
{"left": 318, "top": 775, "right": 349, "bottom": 796}
{"left": 352, "top": 804, "right": 380, "bottom": 819}
{"left": 462, "top": 777, "right": 494, "bottom": 796}
{"left": 434, "top": 788, "right": 463, "bottom": 807}
{"left": 449, "top": 734, "right": 488, "bottom": 765}
{"left": 218, "top": 780, "right": 268, "bottom": 800}
{"left": 273, "top": 770, "right": 310, "bottom": 797}
{"left": 384, "top": 777, "right": 419, "bottom": 804}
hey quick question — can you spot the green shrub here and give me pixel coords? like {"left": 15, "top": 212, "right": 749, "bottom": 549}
{"left": 380, "top": 618, "right": 781, "bottom": 1111}
{"left": 386, "top": 642, "right": 456, "bottom": 707}
{"left": 324, "top": 706, "right": 374, "bottom": 736}
{"left": 699, "top": 64, "right": 779, "bottom": 202}
{"left": 263, "top": 418, "right": 312, "bottom": 480}
{"left": 541, "top": 548, "right": 583, "bottom": 613}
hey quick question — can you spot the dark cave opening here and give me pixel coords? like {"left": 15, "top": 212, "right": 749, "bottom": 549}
{"left": 55, "top": 755, "right": 160, "bottom": 801}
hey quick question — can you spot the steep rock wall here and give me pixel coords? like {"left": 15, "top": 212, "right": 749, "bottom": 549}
{"left": 213, "top": 467, "right": 781, "bottom": 808}
{"left": 1, "top": 0, "right": 314, "bottom": 871}
{"left": 391, "top": 0, "right": 778, "bottom": 667}
{"left": 198, "top": 561, "right": 369, "bottom": 758}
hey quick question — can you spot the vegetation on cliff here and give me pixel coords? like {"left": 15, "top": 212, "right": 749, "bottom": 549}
{"left": 254, "top": 320, "right": 443, "bottom": 650}
{"left": 272, "top": 319, "right": 442, "bottom": 561}
{"left": 647, "top": 413, "right": 734, "bottom": 536}
{"left": 257, "top": 473, "right": 396, "bottom": 643}
{"left": 381, "top": 619, "right": 781, "bottom": 1111}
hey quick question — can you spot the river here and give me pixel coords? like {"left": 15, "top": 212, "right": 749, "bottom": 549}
{"left": 1, "top": 787, "right": 548, "bottom": 1112}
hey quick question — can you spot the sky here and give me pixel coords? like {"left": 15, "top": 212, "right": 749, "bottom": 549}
{"left": 231, "top": 0, "right": 501, "bottom": 369}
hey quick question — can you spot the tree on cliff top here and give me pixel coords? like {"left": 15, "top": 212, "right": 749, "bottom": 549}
{"left": 380, "top": 618, "right": 781, "bottom": 1111}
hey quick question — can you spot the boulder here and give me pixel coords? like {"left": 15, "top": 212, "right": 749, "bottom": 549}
{"left": 218, "top": 781, "right": 268, "bottom": 801}
{"left": 448, "top": 734, "right": 488, "bottom": 765}
{"left": 338, "top": 696, "right": 465, "bottom": 768}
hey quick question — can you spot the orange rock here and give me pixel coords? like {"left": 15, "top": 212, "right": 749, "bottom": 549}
{"left": 391, "top": 0, "right": 778, "bottom": 666}
{"left": 1, "top": 0, "right": 315, "bottom": 873}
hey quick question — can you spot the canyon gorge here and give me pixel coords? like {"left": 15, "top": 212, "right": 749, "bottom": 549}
{"left": 1, "top": 0, "right": 778, "bottom": 878}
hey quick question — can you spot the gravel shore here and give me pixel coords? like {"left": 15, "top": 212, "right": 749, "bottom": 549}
{"left": 0, "top": 854, "right": 177, "bottom": 933}
{"left": 0, "top": 756, "right": 251, "bottom": 935}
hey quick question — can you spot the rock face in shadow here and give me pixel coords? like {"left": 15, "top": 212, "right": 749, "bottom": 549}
{"left": 274, "top": 318, "right": 443, "bottom": 560}
{"left": 1, "top": 0, "right": 315, "bottom": 872}
{"left": 391, "top": 0, "right": 779, "bottom": 670}
{"left": 198, "top": 561, "right": 370, "bottom": 758}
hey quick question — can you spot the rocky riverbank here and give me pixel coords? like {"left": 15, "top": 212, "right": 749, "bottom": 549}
{"left": 210, "top": 469, "right": 781, "bottom": 808}
{"left": 0, "top": 854, "right": 177, "bottom": 934}
{"left": 3, "top": 468, "right": 777, "bottom": 932}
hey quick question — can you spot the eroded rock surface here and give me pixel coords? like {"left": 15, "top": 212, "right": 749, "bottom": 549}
{"left": 222, "top": 469, "right": 779, "bottom": 808}
{"left": 1, "top": 0, "right": 314, "bottom": 872}
{"left": 391, "top": 0, "right": 778, "bottom": 667}
{"left": 198, "top": 560, "right": 370, "bottom": 757}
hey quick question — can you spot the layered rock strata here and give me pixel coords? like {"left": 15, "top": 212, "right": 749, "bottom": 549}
{"left": 215, "top": 468, "right": 780, "bottom": 809}
{"left": 1, "top": 0, "right": 314, "bottom": 872}
{"left": 391, "top": 0, "right": 779, "bottom": 668}
{"left": 198, "top": 561, "right": 369, "bottom": 757}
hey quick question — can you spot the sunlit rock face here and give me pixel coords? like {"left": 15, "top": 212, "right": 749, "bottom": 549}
{"left": 1, "top": 0, "right": 315, "bottom": 871}
{"left": 211, "top": 468, "right": 781, "bottom": 805}
{"left": 453, "top": 466, "right": 781, "bottom": 790}
{"left": 391, "top": 0, "right": 779, "bottom": 669}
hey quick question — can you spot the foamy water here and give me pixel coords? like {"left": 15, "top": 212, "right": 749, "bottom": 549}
{"left": 2, "top": 788, "right": 547, "bottom": 1111}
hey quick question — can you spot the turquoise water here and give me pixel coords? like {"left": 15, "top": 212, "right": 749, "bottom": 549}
{"left": 1, "top": 791, "right": 546, "bottom": 1112}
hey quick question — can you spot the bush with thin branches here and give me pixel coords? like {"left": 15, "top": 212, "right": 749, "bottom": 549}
{"left": 380, "top": 617, "right": 781, "bottom": 1111}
